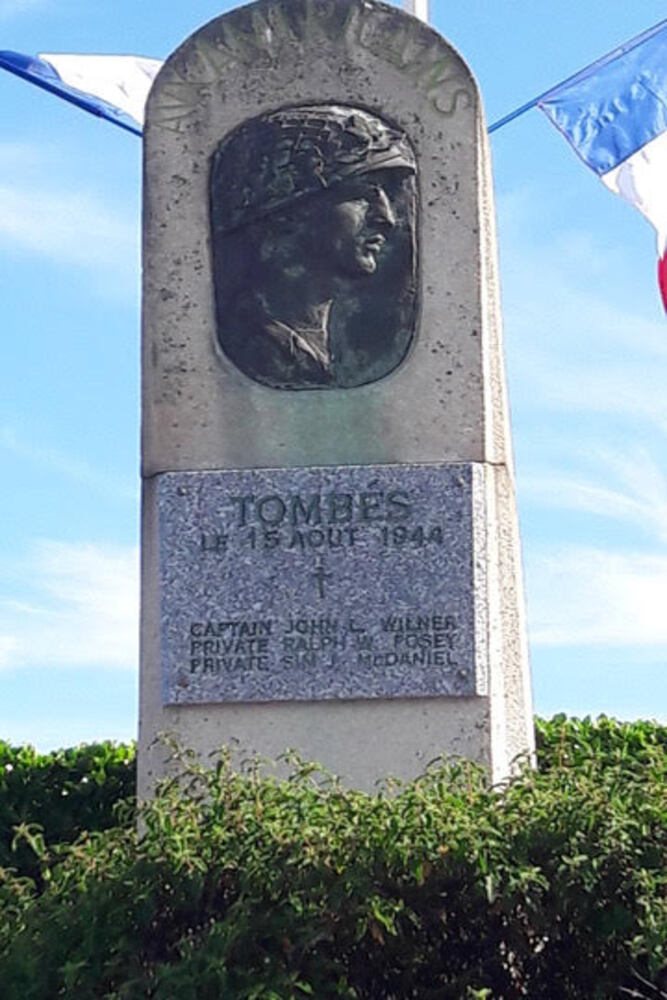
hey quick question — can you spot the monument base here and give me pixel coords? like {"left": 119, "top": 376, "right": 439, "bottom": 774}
{"left": 138, "top": 461, "right": 534, "bottom": 798}
{"left": 139, "top": 697, "right": 490, "bottom": 797}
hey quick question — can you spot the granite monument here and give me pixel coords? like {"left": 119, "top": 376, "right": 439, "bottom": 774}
{"left": 139, "top": 0, "right": 535, "bottom": 797}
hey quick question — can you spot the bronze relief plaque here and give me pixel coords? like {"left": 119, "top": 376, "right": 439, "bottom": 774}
{"left": 210, "top": 104, "right": 418, "bottom": 390}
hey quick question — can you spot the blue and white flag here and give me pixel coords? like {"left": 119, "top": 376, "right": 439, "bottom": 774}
{"left": 537, "top": 20, "right": 667, "bottom": 310}
{"left": 0, "top": 51, "right": 162, "bottom": 135}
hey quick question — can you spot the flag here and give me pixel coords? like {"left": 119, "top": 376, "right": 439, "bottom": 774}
{"left": 537, "top": 20, "right": 667, "bottom": 311}
{"left": 0, "top": 51, "right": 162, "bottom": 135}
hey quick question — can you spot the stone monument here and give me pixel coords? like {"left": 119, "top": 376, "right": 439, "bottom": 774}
{"left": 138, "top": 0, "right": 535, "bottom": 799}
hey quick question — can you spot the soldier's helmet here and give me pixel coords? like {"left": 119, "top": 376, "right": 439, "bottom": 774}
{"left": 211, "top": 104, "right": 415, "bottom": 236}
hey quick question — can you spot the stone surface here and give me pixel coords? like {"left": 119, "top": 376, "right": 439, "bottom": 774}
{"left": 139, "top": 695, "right": 493, "bottom": 796}
{"left": 141, "top": 0, "right": 508, "bottom": 476}
{"left": 138, "top": 0, "right": 535, "bottom": 797}
{"left": 159, "top": 463, "right": 484, "bottom": 704}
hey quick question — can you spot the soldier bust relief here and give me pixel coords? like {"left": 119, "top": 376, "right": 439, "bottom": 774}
{"left": 210, "top": 105, "right": 418, "bottom": 390}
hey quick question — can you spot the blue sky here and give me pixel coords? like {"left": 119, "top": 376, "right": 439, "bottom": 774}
{"left": 0, "top": 0, "right": 665, "bottom": 749}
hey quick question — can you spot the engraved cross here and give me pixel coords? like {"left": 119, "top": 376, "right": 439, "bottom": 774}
{"left": 311, "top": 560, "right": 333, "bottom": 600}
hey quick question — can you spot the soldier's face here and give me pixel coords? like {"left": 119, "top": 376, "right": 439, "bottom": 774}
{"left": 259, "top": 168, "right": 410, "bottom": 288}
{"left": 324, "top": 171, "right": 399, "bottom": 278}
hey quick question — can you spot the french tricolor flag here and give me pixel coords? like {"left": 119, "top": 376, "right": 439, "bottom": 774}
{"left": 0, "top": 50, "right": 161, "bottom": 135}
{"left": 537, "top": 20, "right": 667, "bottom": 311}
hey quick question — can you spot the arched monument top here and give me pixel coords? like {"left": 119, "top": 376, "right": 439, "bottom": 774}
{"left": 142, "top": 0, "right": 504, "bottom": 472}
{"left": 147, "top": 0, "right": 479, "bottom": 139}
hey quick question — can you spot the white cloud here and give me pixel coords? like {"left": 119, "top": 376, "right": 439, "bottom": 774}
{"left": 497, "top": 185, "right": 667, "bottom": 431}
{"left": 0, "top": 0, "right": 44, "bottom": 19}
{"left": 521, "top": 445, "right": 667, "bottom": 544}
{"left": 0, "top": 425, "right": 137, "bottom": 502}
{"left": 514, "top": 358, "right": 667, "bottom": 433}
{"left": 0, "top": 635, "right": 19, "bottom": 667}
{"left": 526, "top": 544, "right": 667, "bottom": 647}
{"left": 0, "top": 540, "right": 138, "bottom": 670}
{"left": 0, "top": 141, "right": 42, "bottom": 169}
{"left": 0, "top": 140, "right": 138, "bottom": 294}
{"left": 496, "top": 185, "right": 667, "bottom": 661}
{"left": 0, "top": 182, "right": 138, "bottom": 276}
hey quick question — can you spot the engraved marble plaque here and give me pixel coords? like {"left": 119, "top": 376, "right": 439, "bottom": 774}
{"left": 159, "top": 464, "right": 486, "bottom": 705}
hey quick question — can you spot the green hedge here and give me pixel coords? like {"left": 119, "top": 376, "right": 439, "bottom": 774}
{"left": 0, "top": 716, "right": 665, "bottom": 999}
{"left": 1, "top": 715, "right": 662, "bottom": 873}
{"left": 0, "top": 740, "right": 135, "bottom": 881}
{"left": 535, "top": 713, "right": 666, "bottom": 772}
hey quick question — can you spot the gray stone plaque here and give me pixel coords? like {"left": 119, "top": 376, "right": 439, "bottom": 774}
{"left": 159, "top": 463, "right": 484, "bottom": 705}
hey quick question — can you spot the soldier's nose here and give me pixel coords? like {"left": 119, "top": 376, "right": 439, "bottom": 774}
{"left": 369, "top": 186, "right": 396, "bottom": 229}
